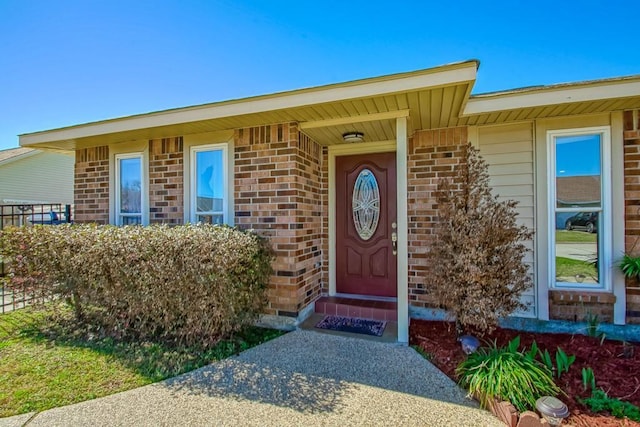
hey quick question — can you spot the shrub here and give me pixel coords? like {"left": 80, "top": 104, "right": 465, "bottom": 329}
{"left": 0, "top": 224, "right": 273, "bottom": 348}
{"left": 456, "top": 336, "right": 561, "bottom": 413}
{"left": 580, "top": 389, "right": 640, "bottom": 421}
{"left": 426, "top": 143, "right": 533, "bottom": 335}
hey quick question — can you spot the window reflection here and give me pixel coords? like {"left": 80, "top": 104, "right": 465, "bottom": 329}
{"left": 553, "top": 133, "right": 602, "bottom": 287}
{"left": 194, "top": 149, "right": 225, "bottom": 224}
{"left": 555, "top": 213, "right": 599, "bottom": 285}
{"left": 120, "top": 158, "right": 142, "bottom": 214}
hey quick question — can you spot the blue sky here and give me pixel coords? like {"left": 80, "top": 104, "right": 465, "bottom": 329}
{"left": 1, "top": 0, "right": 638, "bottom": 150}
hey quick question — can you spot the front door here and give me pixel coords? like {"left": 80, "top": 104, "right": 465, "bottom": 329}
{"left": 336, "top": 152, "right": 397, "bottom": 297}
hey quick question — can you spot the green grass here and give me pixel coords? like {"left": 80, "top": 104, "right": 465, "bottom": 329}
{"left": 555, "top": 230, "right": 597, "bottom": 243}
{"left": 0, "top": 306, "right": 284, "bottom": 417}
{"left": 555, "top": 256, "right": 597, "bottom": 281}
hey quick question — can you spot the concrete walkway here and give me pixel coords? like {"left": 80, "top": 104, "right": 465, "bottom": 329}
{"left": 1, "top": 330, "right": 501, "bottom": 427}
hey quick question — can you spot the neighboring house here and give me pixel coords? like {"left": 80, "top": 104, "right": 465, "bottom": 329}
{"left": 19, "top": 60, "right": 640, "bottom": 343}
{"left": 0, "top": 147, "right": 74, "bottom": 205}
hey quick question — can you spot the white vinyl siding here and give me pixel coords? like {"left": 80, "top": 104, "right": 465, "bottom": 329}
{"left": 0, "top": 152, "right": 74, "bottom": 204}
{"left": 478, "top": 122, "right": 536, "bottom": 318}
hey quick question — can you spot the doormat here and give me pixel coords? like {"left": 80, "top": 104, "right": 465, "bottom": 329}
{"left": 315, "top": 315, "right": 386, "bottom": 337}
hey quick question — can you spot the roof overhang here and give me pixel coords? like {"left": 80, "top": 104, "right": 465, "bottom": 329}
{"left": 20, "top": 61, "right": 479, "bottom": 151}
{"left": 460, "top": 75, "right": 640, "bottom": 126}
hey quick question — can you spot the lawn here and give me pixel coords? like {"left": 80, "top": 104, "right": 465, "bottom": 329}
{"left": 555, "top": 229, "right": 597, "bottom": 243}
{"left": 555, "top": 256, "right": 598, "bottom": 282}
{"left": 0, "top": 306, "right": 284, "bottom": 418}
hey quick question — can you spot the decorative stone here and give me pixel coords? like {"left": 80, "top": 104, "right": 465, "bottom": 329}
{"left": 517, "top": 411, "right": 550, "bottom": 427}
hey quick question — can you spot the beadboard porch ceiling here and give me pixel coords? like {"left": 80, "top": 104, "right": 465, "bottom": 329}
{"left": 19, "top": 61, "right": 478, "bottom": 151}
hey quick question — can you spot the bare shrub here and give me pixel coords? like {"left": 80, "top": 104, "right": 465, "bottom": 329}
{"left": 0, "top": 224, "right": 273, "bottom": 348}
{"left": 426, "top": 143, "right": 533, "bottom": 335}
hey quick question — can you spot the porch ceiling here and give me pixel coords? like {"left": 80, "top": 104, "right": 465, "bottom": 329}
{"left": 19, "top": 61, "right": 477, "bottom": 151}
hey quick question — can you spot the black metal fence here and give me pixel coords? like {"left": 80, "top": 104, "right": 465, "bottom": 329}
{"left": 0, "top": 204, "right": 72, "bottom": 313}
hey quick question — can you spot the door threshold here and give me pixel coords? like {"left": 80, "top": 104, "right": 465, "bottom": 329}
{"left": 333, "top": 293, "right": 397, "bottom": 302}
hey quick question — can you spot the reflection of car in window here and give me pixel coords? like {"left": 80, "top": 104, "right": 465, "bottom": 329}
{"left": 565, "top": 212, "right": 598, "bottom": 233}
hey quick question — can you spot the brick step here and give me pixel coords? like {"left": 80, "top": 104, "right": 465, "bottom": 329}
{"left": 314, "top": 296, "right": 397, "bottom": 322}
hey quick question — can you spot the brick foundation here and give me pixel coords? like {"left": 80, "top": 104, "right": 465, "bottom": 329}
{"left": 234, "top": 123, "right": 325, "bottom": 318}
{"left": 407, "top": 127, "right": 468, "bottom": 309}
{"left": 549, "top": 290, "right": 615, "bottom": 323}
{"left": 624, "top": 109, "right": 640, "bottom": 324}
{"left": 149, "top": 137, "right": 184, "bottom": 225}
{"left": 74, "top": 146, "right": 109, "bottom": 224}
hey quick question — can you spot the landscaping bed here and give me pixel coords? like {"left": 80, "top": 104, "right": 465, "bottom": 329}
{"left": 410, "top": 319, "right": 640, "bottom": 427}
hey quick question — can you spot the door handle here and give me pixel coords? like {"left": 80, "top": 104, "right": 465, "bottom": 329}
{"left": 391, "top": 232, "right": 397, "bottom": 256}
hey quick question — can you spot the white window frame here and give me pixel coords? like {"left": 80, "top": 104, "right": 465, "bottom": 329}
{"left": 189, "top": 143, "right": 229, "bottom": 225}
{"left": 114, "top": 152, "right": 146, "bottom": 226}
{"left": 547, "top": 126, "right": 612, "bottom": 291}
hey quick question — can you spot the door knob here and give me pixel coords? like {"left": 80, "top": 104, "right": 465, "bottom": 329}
{"left": 391, "top": 232, "right": 397, "bottom": 256}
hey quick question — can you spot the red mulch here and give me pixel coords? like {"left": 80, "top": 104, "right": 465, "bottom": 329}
{"left": 410, "top": 319, "right": 640, "bottom": 427}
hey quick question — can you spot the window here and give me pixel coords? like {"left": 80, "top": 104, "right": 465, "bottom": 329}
{"left": 115, "top": 153, "right": 144, "bottom": 225}
{"left": 548, "top": 127, "right": 611, "bottom": 289}
{"left": 190, "top": 144, "right": 228, "bottom": 224}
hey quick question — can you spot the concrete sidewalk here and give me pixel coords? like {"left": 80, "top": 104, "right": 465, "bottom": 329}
{"left": 1, "top": 330, "right": 502, "bottom": 427}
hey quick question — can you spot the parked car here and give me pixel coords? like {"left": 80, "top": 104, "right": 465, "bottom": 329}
{"left": 565, "top": 212, "right": 598, "bottom": 233}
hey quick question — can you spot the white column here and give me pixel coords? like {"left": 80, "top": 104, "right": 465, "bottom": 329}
{"left": 396, "top": 117, "right": 409, "bottom": 344}
{"left": 612, "top": 112, "right": 626, "bottom": 325}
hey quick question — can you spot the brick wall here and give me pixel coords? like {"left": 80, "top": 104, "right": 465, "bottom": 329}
{"left": 149, "top": 137, "right": 184, "bottom": 224}
{"left": 624, "top": 109, "right": 640, "bottom": 324}
{"left": 234, "top": 123, "right": 325, "bottom": 318}
{"left": 407, "top": 127, "right": 468, "bottom": 309}
{"left": 75, "top": 146, "right": 109, "bottom": 224}
{"left": 549, "top": 290, "right": 615, "bottom": 323}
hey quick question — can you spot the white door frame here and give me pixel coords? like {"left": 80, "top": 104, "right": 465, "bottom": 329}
{"left": 328, "top": 116, "right": 409, "bottom": 343}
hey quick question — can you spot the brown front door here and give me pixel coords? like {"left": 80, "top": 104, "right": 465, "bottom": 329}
{"left": 336, "top": 152, "right": 397, "bottom": 297}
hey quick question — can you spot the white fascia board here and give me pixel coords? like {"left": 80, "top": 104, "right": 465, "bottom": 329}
{"left": 21, "top": 64, "right": 477, "bottom": 146}
{"left": 0, "top": 150, "right": 39, "bottom": 166}
{"left": 464, "top": 80, "right": 640, "bottom": 115}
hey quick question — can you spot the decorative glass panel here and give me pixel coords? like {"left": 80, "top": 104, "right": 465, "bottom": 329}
{"left": 352, "top": 168, "right": 380, "bottom": 240}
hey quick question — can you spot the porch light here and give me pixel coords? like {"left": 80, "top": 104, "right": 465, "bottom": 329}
{"left": 342, "top": 132, "right": 364, "bottom": 143}
{"left": 536, "top": 396, "right": 569, "bottom": 426}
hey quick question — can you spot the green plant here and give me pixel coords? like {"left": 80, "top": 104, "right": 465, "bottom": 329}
{"left": 585, "top": 312, "right": 600, "bottom": 338}
{"left": 533, "top": 344, "right": 575, "bottom": 379}
{"left": 539, "top": 348, "right": 554, "bottom": 373}
{"left": 580, "top": 389, "right": 640, "bottom": 421}
{"left": 554, "top": 347, "right": 576, "bottom": 378}
{"left": 619, "top": 253, "right": 640, "bottom": 280}
{"left": 426, "top": 143, "right": 533, "bottom": 334}
{"left": 582, "top": 367, "right": 596, "bottom": 392}
{"left": 456, "top": 336, "right": 561, "bottom": 413}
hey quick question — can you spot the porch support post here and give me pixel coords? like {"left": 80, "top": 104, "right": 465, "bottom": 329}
{"left": 396, "top": 117, "right": 409, "bottom": 344}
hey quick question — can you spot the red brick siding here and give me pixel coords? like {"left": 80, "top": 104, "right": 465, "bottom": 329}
{"left": 407, "top": 127, "right": 468, "bottom": 309}
{"left": 624, "top": 109, "right": 640, "bottom": 324}
{"left": 149, "top": 137, "right": 184, "bottom": 225}
{"left": 549, "top": 290, "right": 615, "bottom": 323}
{"left": 234, "top": 123, "right": 325, "bottom": 317}
{"left": 74, "top": 146, "right": 109, "bottom": 224}
{"left": 320, "top": 146, "right": 329, "bottom": 294}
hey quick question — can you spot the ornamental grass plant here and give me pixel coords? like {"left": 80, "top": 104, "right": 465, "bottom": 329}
{"left": 456, "top": 337, "right": 561, "bottom": 413}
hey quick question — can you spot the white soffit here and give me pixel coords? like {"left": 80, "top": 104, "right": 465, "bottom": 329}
{"left": 20, "top": 61, "right": 478, "bottom": 147}
{"left": 464, "top": 77, "right": 640, "bottom": 116}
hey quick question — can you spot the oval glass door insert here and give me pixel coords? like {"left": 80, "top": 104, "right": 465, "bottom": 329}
{"left": 352, "top": 168, "right": 380, "bottom": 240}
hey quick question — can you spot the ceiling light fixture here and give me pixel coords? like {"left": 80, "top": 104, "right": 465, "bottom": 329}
{"left": 342, "top": 132, "right": 364, "bottom": 143}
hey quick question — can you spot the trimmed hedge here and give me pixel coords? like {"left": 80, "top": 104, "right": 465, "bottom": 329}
{"left": 0, "top": 224, "right": 273, "bottom": 348}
